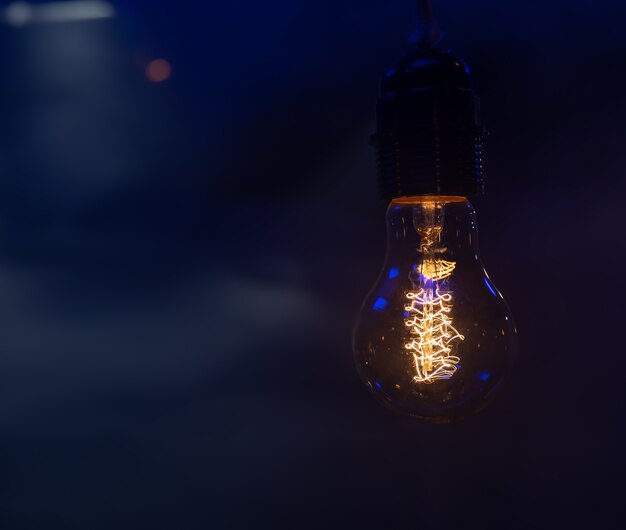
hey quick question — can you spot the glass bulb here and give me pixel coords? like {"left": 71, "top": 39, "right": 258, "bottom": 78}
{"left": 353, "top": 196, "right": 516, "bottom": 422}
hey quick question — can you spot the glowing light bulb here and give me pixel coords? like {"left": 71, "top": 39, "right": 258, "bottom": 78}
{"left": 353, "top": 196, "right": 516, "bottom": 421}
{"left": 352, "top": 35, "right": 517, "bottom": 421}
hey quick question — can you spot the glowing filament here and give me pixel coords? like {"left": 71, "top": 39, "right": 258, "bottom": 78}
{"left": 418, "top": 259, "right": 457, "bottom": 281}
{"left": 404, "top": 287, "right": 464, "bottom": 383}
{"left": 403, "top": 202, "right": 464, "bottom": 383}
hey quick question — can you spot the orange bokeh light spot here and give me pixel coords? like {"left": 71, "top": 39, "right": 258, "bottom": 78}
{"left": 146, "top": 59, "right": 171, "bottom": 83}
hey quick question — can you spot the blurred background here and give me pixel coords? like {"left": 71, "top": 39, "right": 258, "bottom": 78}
{"left": 0, "top": 0, "right": 624, "bottom": 528}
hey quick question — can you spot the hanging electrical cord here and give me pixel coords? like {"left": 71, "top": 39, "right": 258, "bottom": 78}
{"left": 409, "top": 0, "right": 442, "bottom": 47}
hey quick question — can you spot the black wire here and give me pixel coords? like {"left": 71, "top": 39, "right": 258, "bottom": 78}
{"left": 410, "top": 0, "right": 442, "bottom": 47}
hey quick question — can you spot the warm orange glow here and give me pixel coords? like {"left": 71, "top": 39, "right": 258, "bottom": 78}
{"left": 392, "top": 195, "right": 466, "bottom": 205}
{"left": 405, "top": 288, "right": 464, "bottom": 383}
{"left": 403, "top": 201, "right": 464, "bottom": 383}
{"left": 418, "top": 259, "right": 456, "bottom": 281}
{"left": 146, "top": 59, "right": 171, "bottom": 83}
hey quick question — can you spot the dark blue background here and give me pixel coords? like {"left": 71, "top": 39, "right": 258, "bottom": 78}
{"left": 0, "top": 1, "right": 624, "bottom": 528}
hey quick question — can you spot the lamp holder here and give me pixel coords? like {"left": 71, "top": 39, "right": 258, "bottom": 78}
{"left": 372, "top": 46, "right": 485, "bottom": 199}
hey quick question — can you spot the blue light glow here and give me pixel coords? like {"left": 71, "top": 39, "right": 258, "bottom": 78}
{"left": 373, "top": 297, "right": 388, "bottom": 311}
{"left": 374, "top": 380, "right": 391, "bottom": 399}
{"left": 484, "top": 277, "right": 497, "bottom": 297}
{"left": 478, "top": 371, "right": 491, "bottom": 382}
{"left": 388, "top": 268, "right": 399, "bottom": 279}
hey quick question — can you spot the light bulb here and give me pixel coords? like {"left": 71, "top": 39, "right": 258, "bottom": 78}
{"left": 353, "top": 195, "right": 516, "bottom": 421}
{"left": 353, "top": 44, "right": 516, "bottom": 421}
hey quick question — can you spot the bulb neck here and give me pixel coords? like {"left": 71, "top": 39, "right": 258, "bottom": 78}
{"left": 386, "top": 197, "right": 481, "bottom": 264}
